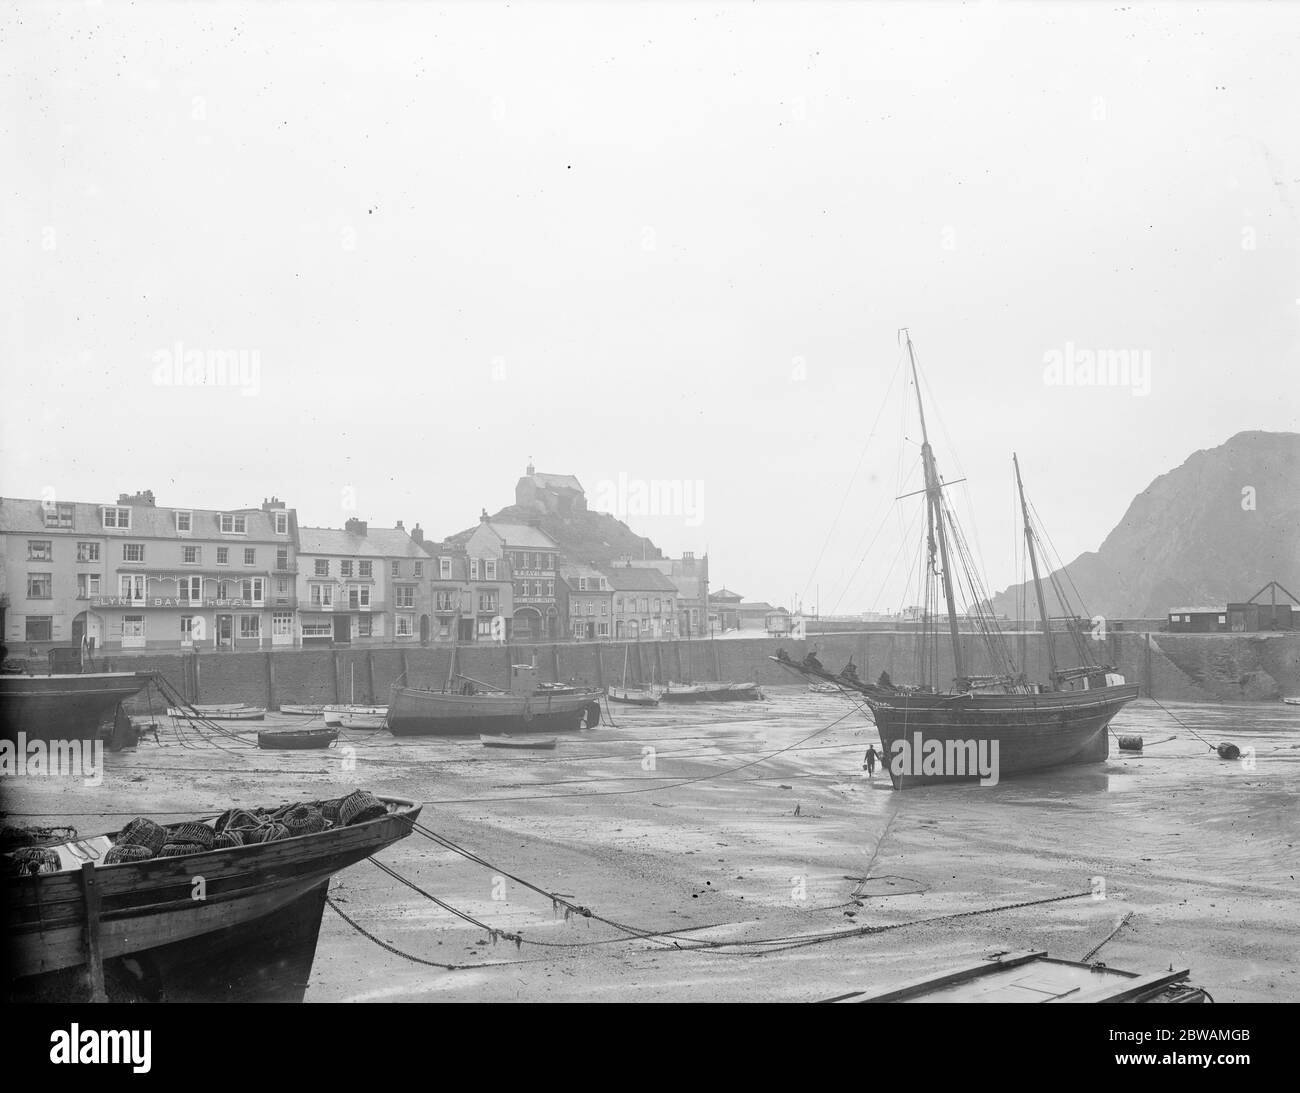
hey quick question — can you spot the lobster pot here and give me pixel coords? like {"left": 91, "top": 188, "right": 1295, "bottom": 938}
{"left": 1216, "top": 742, "right": 1241, "bottom": 761}
{"left": 1117, "top": 735, "right": 1144, "bottom": 752}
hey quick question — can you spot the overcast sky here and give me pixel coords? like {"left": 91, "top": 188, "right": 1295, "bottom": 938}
{"left": 3, "top": 1, "right": 1297, "bottom": 614}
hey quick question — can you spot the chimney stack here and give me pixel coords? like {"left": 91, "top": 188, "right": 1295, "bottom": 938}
{"left": 411, "top": 523, "right": 424, "bottom": 545}
{"left": 345, "top": 517, "right": 368, "bottom": 537}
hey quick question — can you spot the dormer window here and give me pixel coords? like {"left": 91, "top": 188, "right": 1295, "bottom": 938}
{"left": 43, "top": 502, "right": 74, "bottom": 528}
{"left": 175, "top": 511, "right": 192, "bottom": 533}
{"left": 439, "top": 558, "right": 451, "bottom": 580}
{"left": 274, "top": 511, "right": 289, "bottom": 535}
{"left": 219, "top": 514, "right": 248, "bottom": 534}
{"left": 102, "top": 506, "right": 130, "bottom": 529}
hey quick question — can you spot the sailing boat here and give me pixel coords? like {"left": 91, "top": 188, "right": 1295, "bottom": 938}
{"left": 774, "top": 330, "right": 1137, "bottom": 788}
{"left": 608, "top": 645, "right": 660, "bottom": 706}
{"left": 322, "top": 665, "right": 387, "bottom": 727}
{"left": 659, "top": 625, "right": 763, "bottom": 703}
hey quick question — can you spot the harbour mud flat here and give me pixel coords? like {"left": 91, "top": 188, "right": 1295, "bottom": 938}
{"left": 4, "top": 693, "right": 1297, "bottom": 1002}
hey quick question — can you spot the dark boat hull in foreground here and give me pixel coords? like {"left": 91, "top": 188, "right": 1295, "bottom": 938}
{"left": 873, "top": 683, "right": 1139, "bottom": 788}
{"left": 2, "top": 796, "right": 420, "bottom": 1002}
{"left": 0, "top": 671, "right": 152, "bottom": 744}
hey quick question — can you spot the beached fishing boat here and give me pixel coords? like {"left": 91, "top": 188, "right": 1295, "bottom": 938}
{"left": 257, "top": 727, "right": 339, "bottom": 750}
{"left": 279, "top": 703, "right": 329, "bottom": 716}
{"left": 167, "top": 706, "right": 266, "bottom": 721}
{"left": 809, "top": 682, "right": 842, "bottom": 694}
{"left": 322, "top": 704, "right": 387, "bottom": 727}
{"left": 2, "top": 793, "right": 420, "bottom": 1002}
{"left": 820, "top": 950, "right": 1208, "bottom": 1003}
{"left": 660, "top": 681, "right": 764, "bottom": 703}
{"left": 480, "top": 734, "right": 558, "bottom": 750}
{"left": 0, "top": 670, "right": 153, "bottom": 744}
{"left": 340, "top": 710, "right": 387, "bottom": 730}
{"left": 1283, "top": 696, "right": 1300, "bottom": 706}
{"left": 608, "top": 646, "right": 661, "bottom": 706}
{"left": 774, "top": 330, "right": 1137, "bottom": 788}
{"left": 389, "top": 664, "right": 601, "bottom": 737}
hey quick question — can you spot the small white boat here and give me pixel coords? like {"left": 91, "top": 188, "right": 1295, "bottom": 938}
{"left": 808, "top": 682, "right": 841, "bottom": 694}
{"left": 167, "top": 706, "right": 266, "bottom": 721}
{"left": 1283, "top": 697, "right": 1300, "bottom": 706}
{"left": 323, "top": 704, "right": 388, "bottom": 726}
{"left": 340, "top": 711, "right": 387, "bottom": 730}
{"left": 480, "top": 734, "right": 557, "bottom": 750}
{"left": 279, "top": 703, "right": 329, "bottom": 716}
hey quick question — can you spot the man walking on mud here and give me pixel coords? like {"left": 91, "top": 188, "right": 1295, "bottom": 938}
{"left": 863, "top": 744, "right": 880, "bottom": 777}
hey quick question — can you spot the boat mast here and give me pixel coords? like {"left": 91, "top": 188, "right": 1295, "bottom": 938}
{"left": 1013, "top": 453, "right": 1059, "bottom": 684}
{"left": 903, "top": 329, "right": 965, "bottom": 686}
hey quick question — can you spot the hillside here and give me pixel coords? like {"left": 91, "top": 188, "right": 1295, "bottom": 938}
{"left": 448, "top": 505, "right": 663, "bottom": 568}
{"left": 989, "top": 431, "right": 1300, "bottom": 619}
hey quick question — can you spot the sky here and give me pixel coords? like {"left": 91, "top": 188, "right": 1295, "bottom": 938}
{"left": 3, "top": 1, "right": 1297, "bottom": 614}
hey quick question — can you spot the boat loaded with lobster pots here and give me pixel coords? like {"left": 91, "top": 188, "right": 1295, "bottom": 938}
{"left": 774, "top": 330, "right": 1138, "bottom": 788}
{"left": 388, "top": 663, "right": 602, "bottom": 737}
{"left": 2, "top": 791, "right": 420, "bottom": 1002}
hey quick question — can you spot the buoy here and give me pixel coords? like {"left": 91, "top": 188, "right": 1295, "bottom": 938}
{"left": 1117, "top": 735, "right": 1144, "bottom": 751}
{"left": 1216, "top": 742, "right": 1240, "bottom": 761}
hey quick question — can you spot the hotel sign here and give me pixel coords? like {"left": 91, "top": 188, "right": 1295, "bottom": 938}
{"left": 90, "top": 597, "right": 261, "bottom": 609}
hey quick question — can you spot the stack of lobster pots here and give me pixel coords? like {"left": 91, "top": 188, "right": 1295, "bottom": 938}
{"left": 100, "top": 790, "right": 390, "bottom": 864}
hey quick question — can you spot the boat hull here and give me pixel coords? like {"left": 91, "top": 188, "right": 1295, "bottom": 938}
{"left": 871, "top": 683, "right": 1138, "bottom": 788}
{"left": 387, "top": 686, "right": 600, "bottom": 737}
{"left": 608, "top": 689, "right": 660, "bottom": 707}
{"left": 257, "top": 729, "right": 339, "bottom": 750}
{"left": 0, "top": 672, "right": 152, "bottom": 744}
{"left": 2, "top": 798, "right": 420, "bottom": 1002}
{"left": 168, "top": 707, "right": 265, "bottom": 721}
{"left": 322, "top": 704, "right": 386, "bottom": 726}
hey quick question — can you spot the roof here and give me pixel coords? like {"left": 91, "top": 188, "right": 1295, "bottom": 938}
{"left": 559, "top": 562, "right": 606, "bottom": 581}
{"left": 738, "top": 601, "right": 777, "bottom": 613}
{"left": 710, "top": 587, "right": 743, "bottom": 601}
{"left": 0, "top": 496, "right": 289, "bottom": 540}
{"left": 527, "top": 472, "right": 584, "bottom": 492}
{"left": 298, "top": 527, "right": 426, "bottom": 558}
{"left": 1168, "top": 606, "right": 1224, "bottom": 614}
{"left": 601, "top": 566, "right": 678, "bottom": 593}
{"left": 483, "top": 522, "right": 560, "bottom": 550}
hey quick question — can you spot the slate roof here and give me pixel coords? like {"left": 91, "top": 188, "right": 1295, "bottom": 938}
{"left": 0, "top": 496, "right": 289, "bottom": 541}
{"left": 298, "top": 527, "right": 426, "bottom": 558}
{"left": 601, "top": 566, "right": 679, "bottom": 593}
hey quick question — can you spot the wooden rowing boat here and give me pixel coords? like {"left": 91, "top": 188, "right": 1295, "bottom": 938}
{"left": 819, "top": 950, "right": 1208, "bottom": 1003}
{"left": 257, "top": 728, "right": 339, "bottom": 750}
{"left": 340, "top": 711, "right": 387, "bottom": 730}
{"left": 660, "top": 681, "right": 764, "bottom": 703}
{"left": 2, "top": 795, "right": 421, "bottom": 1002}
{"left": 279, "top": 703, "right": 329, "bottom": 716}
{"left": 479, "top": 735, "right": 558, "bottom": 750}
{"left": 607, "top": 687, "right": 660, "bottom": 706}
{"left": 167, "top": 706, "right": 266, "bottom": 721}
{"left": 322, "top": 704, "right": 387, "bottom": 726}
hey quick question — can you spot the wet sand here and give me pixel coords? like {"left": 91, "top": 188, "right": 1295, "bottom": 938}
{"left": 6, "top": 691, "right": 1298, "bottom": 1002}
